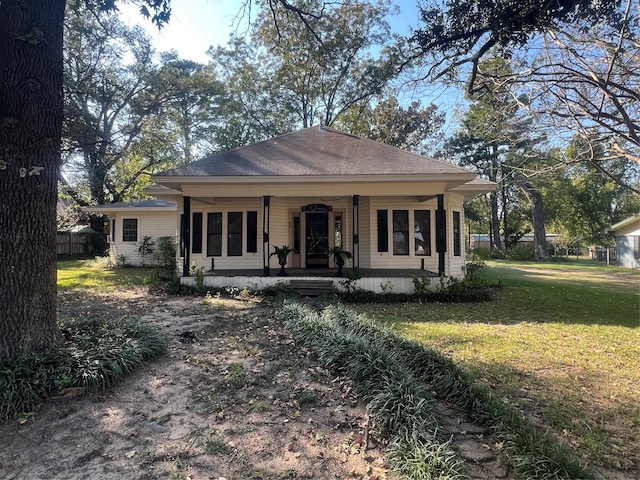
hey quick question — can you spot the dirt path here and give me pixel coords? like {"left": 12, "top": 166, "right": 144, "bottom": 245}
{"left": 0, "top": 290, "right": 513, "bottom": 480}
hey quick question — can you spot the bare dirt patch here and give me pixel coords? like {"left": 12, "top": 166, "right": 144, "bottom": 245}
{"left": 0, "top": 289, "right": 514, "bottom": 479}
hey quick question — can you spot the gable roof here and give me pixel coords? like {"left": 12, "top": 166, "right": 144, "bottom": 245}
{"left": 154, "top": 126, "right": 476, "bottom": 179}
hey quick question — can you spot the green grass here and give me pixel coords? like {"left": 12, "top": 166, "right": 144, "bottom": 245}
{"left": 57, "top": 259, "right": 159, "bottom": 291}
{"left": 353, "top": 259, "right": 640, "bottom": 472}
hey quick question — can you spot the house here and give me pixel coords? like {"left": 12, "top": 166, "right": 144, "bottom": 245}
{"left": 607, "top": 214, "right": 640, "bottom": 268}
{"left": 83, "top": 199, "right": 177, "bottom": 266}
{"left": 148, "top": 126, "right": 495, "bottom": 292}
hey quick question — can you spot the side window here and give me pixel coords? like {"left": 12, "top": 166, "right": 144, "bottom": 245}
{"left": 207, "top": 212, "right": 222, "bottom": 256}
{"left": 453, "top": 211, "right": 462, "bottom": 257}
{"left": 247, "top": 211, "right": 258, "bottom": 253}
{"left": 122, "top": 218, "right": 137, "bottom": 242}
{"left": 393, "top": 210, "right": 409, "bottom": 255}
{"left": 228, "top": 212, "right": 243, "bottom": 256}
{"left": 377, "top": 210, "right": 388, "bottom": 252}
{"left": 192, "top": 212, "right": 203, "bottom": 254}
{"left": 414, "top": 210, "right": 431, "bottom": 256}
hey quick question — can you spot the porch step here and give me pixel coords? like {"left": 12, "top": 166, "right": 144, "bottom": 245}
{"left": 289, "top": 279, "right": 335, "bottom": 296}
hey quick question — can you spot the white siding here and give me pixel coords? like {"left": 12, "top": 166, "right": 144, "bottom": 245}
{"left": 447, "top": 194, "right": 466, "bottom": 277}
{"left": 110, "top": 211, "right": 177, "bottom": 266}
{"left": 367, "top": 197, "right": 440, "bottom": 272}
{"left": 613, "top": 219, "right": 640, "bottom": 268}
{"left": 364, "top": 195, "right": 467, "bottom": 278}
{"left": 188, "top": 198, "right": 263, "bottom": 272}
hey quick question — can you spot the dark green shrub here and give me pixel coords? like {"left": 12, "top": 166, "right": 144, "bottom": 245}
{"left": 0, "top": 317, "right": 167, "bottom": 420}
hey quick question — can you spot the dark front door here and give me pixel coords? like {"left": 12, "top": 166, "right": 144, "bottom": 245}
{"left": 305, "top": 212, "right": 329, "bottom": 268}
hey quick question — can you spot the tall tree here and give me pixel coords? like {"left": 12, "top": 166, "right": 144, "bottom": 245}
{"left": 209, "top": 0, "right": 401, "bottom": 147}
{"left": 446, "top": 56, "right": 546, "bottom": 254}
{"left": 62, "top": 9, "right": 176, "bottom": 208}
{"left": 335, "top": 95, "right": 445, "bottom": 153}
{"left": 0, "top": 0, "right": 304, "bottom": 360}
{"left": 410, "top": 0, "right": 638, "bottom": 193}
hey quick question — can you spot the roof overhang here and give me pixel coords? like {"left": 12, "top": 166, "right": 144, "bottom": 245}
{"left": 607, "top": 214, "right": 640, "bottom": 234}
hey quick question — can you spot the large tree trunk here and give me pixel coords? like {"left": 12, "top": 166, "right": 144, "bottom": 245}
{"left": 489, "top": 192, "right": 502, "bottom": 250}
{"left": 0, "top": 0, "right": 65, "bottom": 359}
{"left": 518, "top": 176, "right": 548, "bottom": 260}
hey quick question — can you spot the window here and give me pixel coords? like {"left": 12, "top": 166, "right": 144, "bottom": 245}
{"left": 192, "top": 212, "right": 203, "bottom": 254}
{"left": 634, "top": 236, "right": 640, "bottom": 260}
{"left": 415, "top": 210, "right": 431, "bottom": 256}
{"left": 334, "top": 214, "right": 342, "bottom": 248}
{"left": 227, "top": 211, "right": 243, "bottom": 256}
{"left": 393, "top": 210, "right": 409, "bottom": 255}
{"left": 247, "top": 211, "right": 258, "bottom": 253}
{"left": 207, "top": 212, "right": 222, "bottom": 256}
{"left": 122, "top": 218, "right": 137, "bottom": 242}
{"left": 453, "top": 211, "right": 461, "bottom": 257}
{"left": 293, "top": 214, "right": 301, "bottom": 253}
{"left": 377, "top": 210, "right": 388, "bottom": 252}
{"left": 111, "top": 219, "right": 116, "bottom": 243}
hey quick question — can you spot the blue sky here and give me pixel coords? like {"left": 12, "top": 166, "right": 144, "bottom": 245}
{"left": 120, "top": 1, "right": 421, "bottom": 63}
{"left": 119, "top": 1, "right": 464, "bottom": 136}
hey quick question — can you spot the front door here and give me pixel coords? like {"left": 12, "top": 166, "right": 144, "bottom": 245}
{"left": 305, "top": 212, "right": 329, "bottom": 268}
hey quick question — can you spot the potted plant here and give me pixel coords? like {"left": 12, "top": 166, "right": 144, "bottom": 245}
{"left": 270, "top": 245, "right": 293, "bottom": 276}
{"left": 326, "top": 246, "right": 352, "bottom": 276}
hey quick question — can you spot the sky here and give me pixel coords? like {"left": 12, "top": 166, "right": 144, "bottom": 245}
{"left": 119, "top": 1, "right": 421, "bottom": 64}
{"left": 118, "top": 1, "right": 465, "bottom": 135}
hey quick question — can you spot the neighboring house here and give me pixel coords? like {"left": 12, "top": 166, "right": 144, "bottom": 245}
{"left": 83, "top": 200, "right": 177, "bottom": 266}
{"left": 607, "top": 214, "right": 640, "bottom": 268}
{"left": 147, "top": 126, "right": 495, "bottom": 292}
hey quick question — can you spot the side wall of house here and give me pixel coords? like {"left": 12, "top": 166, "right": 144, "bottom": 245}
{"left": 614, "top": 220, "right": 640, "bottom": 268}
{"left": 110, "top": 211, "right": 177, "bottom": 266}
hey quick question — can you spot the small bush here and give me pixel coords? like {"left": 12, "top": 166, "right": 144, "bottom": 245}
{"left": 506, "top": 246, "right": 534, "bottom": 261}
{"left": 0, "top": 317, "right": 167, "bottom": 420}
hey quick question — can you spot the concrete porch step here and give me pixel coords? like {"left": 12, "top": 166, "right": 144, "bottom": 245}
{"left": 289, "top": 279, "right": 335, "bottom": 296}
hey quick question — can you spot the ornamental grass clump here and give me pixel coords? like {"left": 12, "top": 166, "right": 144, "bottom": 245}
{"left": 275, "top": 295, "right": 594, "bottom": 480}
{"left": 0, "top": 317, "right": 166, "bottom": 421}
{"left": 275, "top": 295, "right": 465, "bottom": 480}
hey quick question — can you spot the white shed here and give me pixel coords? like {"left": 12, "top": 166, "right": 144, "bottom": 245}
{"left": 608, "top": 215, "right": 640, "bottom": 268}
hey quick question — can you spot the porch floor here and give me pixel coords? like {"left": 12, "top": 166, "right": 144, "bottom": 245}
{"left": 201, "top": 268, "right": 439, "bottom": 278}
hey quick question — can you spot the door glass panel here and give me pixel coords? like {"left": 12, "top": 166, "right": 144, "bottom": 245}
{"left": 306, "top": 213, "right": 329, "bottom": 268}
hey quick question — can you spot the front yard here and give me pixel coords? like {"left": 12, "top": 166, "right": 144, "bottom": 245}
{"left": 353, "top": 259, "right": 639, "bottom": 478}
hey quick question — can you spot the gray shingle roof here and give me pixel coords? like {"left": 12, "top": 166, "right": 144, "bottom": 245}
{"left": 156, "top": 126, "right": 473, "bottom": 178}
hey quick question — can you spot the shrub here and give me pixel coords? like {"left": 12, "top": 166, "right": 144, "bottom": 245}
{"left": 0, "top": 317, "right": 166, "bottom": 420}
{"left": 506, "top": 246, "right": 534, "bottom": 261}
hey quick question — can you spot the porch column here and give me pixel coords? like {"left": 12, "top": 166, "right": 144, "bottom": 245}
{"left": 182, "top": 196, "right": 191, "bottom": 277}
{"left": 436, "top": 194, "right": 446, "bottom": 276}
{"left": 262, "top": 196, "right": 271, "bottom": 276}
{"left": 352, "top": 195, "right": 360, "bottom": 268}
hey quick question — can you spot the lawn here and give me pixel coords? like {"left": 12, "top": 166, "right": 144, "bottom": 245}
{"left": 352, "top": 259, "right": 639, "bottom": 474}
{"left": 57, "top": 258, "right": 157, "bottom": 291}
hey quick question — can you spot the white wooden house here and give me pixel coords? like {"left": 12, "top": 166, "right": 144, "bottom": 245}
{"left": 147, "top": 126, "right": 495, "bottom": 292}
{"left": 608, "top": 214, "right": 640, "bottom": 268}
{"left": 83, "top": 199, "right": 177, "bottom": 266}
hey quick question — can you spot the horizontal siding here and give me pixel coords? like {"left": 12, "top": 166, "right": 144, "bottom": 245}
{"left": 365, "top": 195, "right": 467, "bottom": 278}
{"left": 111, "top": 212, "right": 176, "bottom": 266}
{"left": 189, "top": 198, "right": 263, "bottom": 271}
